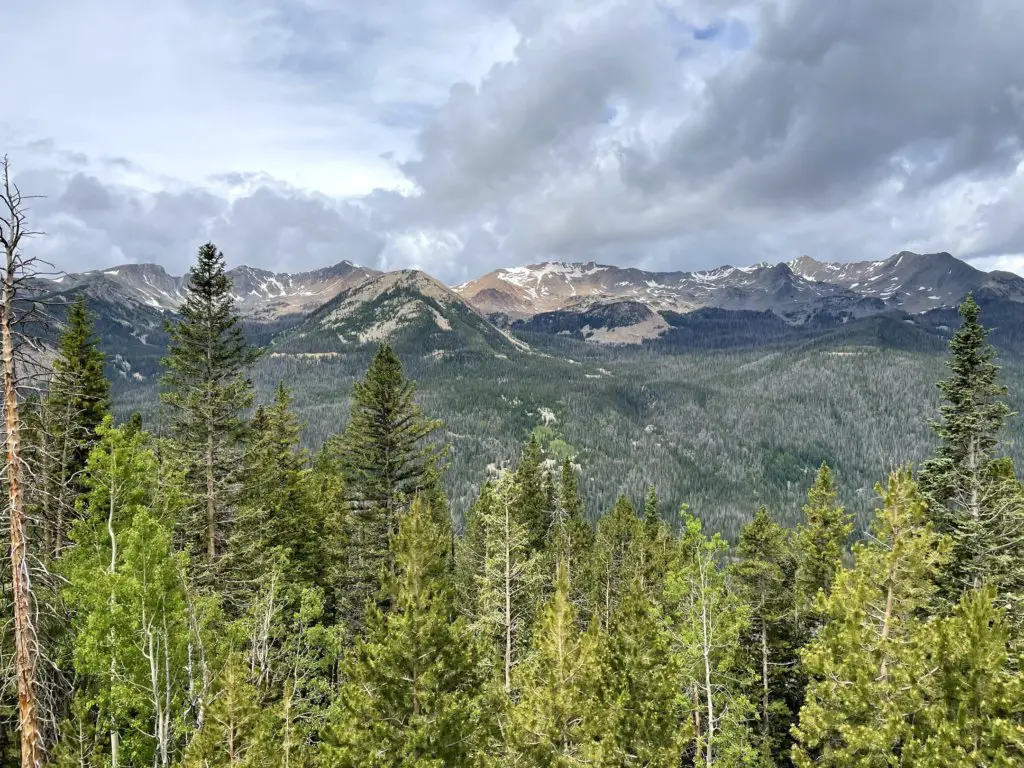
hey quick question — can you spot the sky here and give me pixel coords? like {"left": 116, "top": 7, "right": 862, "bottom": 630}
{"left": 3, "top": 0, "right": 1024, "bottom": 284}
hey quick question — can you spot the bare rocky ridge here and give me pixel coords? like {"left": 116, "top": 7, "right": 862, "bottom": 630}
{"left": 457, "top": 252, "right": 1024, "bottom": 320}
{"left": 45, "top": 259, "right": 379, "bottom": 319}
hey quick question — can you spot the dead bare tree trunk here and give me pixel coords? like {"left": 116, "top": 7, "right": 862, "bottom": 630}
{"left": 1, "top": 155, "right": 44, "bottom": 767}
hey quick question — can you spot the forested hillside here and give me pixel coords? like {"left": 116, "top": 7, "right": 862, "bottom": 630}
{"left": 3, "top": 230, "right": 1024, "bottom": 766}
{"left": 114, "top": 320, "right": 1024, "bottom": 537}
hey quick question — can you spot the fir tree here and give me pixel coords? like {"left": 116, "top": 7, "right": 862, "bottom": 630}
{"left": 920, "top": 294, "right": 1020, "bottom": 603}
{"left": 337, "top": 344, "right": 444, "bottom": 621}
{"left": 509, "top": 565, "right": 601, "bottom": 767}
{"left": 550, "top": 457, "right": 593, "bottom": 613}
{"left": 731, "top": 506, "right": 799, "bottom": 765}
{"left": 228, "top": 383, "right": 323, "bottom": 601}
{"left": 589, "top": 496, "right": 642, "bottom": 631}
{"left": 514, "top": 433, "right": 553, "bottom": 552}
{"left": 793, "top": 464, "right": 852, "bottom": 624}
{"left": 592, "top": 584, "right": 687, "bottom": 767}
{"left": 792, "top": 469, "right": 949, "bottom": 767}
{"left": 160, "top": 242, "right": 259, "bottom": 566}
{"left": 324, "top": 498, "right": 491, "bottom": 767}
{"left": 44, "top": 295, "right": 110, "bottom": 555}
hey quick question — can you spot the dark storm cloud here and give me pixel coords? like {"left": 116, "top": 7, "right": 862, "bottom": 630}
{"left": 629, "top": 0, "right": 1024, "bottom": 209}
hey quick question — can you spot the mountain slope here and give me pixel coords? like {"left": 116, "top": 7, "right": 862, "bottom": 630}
{"left": 275, "top": 270, "right": 527, "bottom": 359}
{"left": 513, "top": 299, "right": 670, "bottom": 343}
{"left": 787, "top": 251, "right": 1024, "bottom": 313}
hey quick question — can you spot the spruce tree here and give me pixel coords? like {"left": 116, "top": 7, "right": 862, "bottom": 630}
{"left": 45, "top": 295, "right": 110, "bottom": 554}
{"left": 589, "top": 496, "right": 642, "bottom": 630}
{"left": 337, "top": 343, "right": 444, "bottom": 621}
{"left": 551, "top": 457, "right": 593, "bottom": 613}
{"left": 793, "top": 464, "right": 852, "bottom": 624}
{"left": 731, "top": 506, "right": 799, "bottom": 764}
{"left": 509, "top": 565, "right": 601, "bottom": 766}
{"left": 324, "top": 499, "right": 491, "bottom": 767}
{"left": 228, "top": 383, "right": 322, "bottom": 600}
{"left": 160, "top": 242, "right": 259, "bottom": 566}
{"left": 592, "top": 584, "right": 687, "bottom": 767}
{"left": 792, "top": 469, "right": 948, "bottom": 767}
{"left": 514, "top": 433, "right": 553, "bottom": 552}
{"left": 920, "top": 294, "right": 1020, "bottom": 603}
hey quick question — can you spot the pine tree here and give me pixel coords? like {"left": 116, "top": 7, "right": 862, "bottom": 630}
{"left": 509, "top": 565, "right": 601, "bottom": 767}
{"left": 44, "top": 295, "right": 110, "bottom": 555}
{"left": 637, "top": 485, "right": 674, "bottom": 599}
{"left": 228, "top": 383, "right": 322, "bottom": 601}
{"left": 324, "top": 498, "right": 491, "bottom": 767}
{"left": 160, "top": 242, "right": 259, "bottom": 567}
{"left": 591, "top": 584, "right": 687, "bottom": 767}
{"left": 514, "top": 433, "right": 553, "bottom": 552}
{"left": 904, "top": 586, "right": 1024, "bottom": 766}
{"left": 550, "top": 458, "right": 593, "bottom": 613}
{"left": 183, "top": 653, "right": 263, "bottom": 767}
{"left": 731, "top": 506, "right": 799, "bottom": 765}
{"left": 793, "top": 464, "right": 852, "bottom": 624}
{"left": 589, "top": 496, "right": 642, "bottom": 631}
{"left": 792, "top": 469, "right": 949, "bottom": 767}
{"left": 337, "top": 344, "right": 444, "bottom": 622}
{"left": 920, "top": 294, "right": 1020, "bottom": 604}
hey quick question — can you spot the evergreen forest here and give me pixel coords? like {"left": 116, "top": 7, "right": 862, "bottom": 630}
{"left": 2, "top": 240, "right": 1024, "bottom": 767}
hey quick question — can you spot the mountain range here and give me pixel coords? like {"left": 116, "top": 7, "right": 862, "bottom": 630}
{"left": 39, "top": 249, "right": 1024, "bottom": 371}
{"left": 37, "top": 248, "right": 1024, "bottom": 534}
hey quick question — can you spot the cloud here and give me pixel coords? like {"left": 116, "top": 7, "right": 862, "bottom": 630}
{"left": 10, "top": 162, "right": 381, "bottom": 275}
{"left": 2, "top": 0, "right": 1024, "bottom": 281}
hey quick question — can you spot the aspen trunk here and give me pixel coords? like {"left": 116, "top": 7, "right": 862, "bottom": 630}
{"left": 761, "top": 620, "right": 770, "bottom": 740}
{"left": 206, "top": 433, "right": 216, "bottom": 561}
{"left": 504, "top": 499, "right": 513, "bottom": 693}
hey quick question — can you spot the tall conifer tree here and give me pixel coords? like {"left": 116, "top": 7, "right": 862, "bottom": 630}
{"left": 337, "top": 343, "right": 444, "bottom": 621}
{"left": 509, "top": 565, "right": 601, "bottom": 766}
{"left": 324, "top": 499, "right": 490, "bottom": 767}
{"left": 550, "top": 457, "right": 593, "bottom": 613}
{"left": 462, "top": 473, "right": 542, "bottom": 693}
{"left": 44, "top": 296, "right": 110, "bottom": 555}
{"left": 229, "top": 383, "right": 322, "bottom": 599}
{"left": 920, "top": 294, "right": 1021, "bottom": 604}
{"left": 160, "top": 242, "right": 259, "bottom": 566}
{"left": 793, "top": 469, "right": 948, "bottom": 766}
{"left": 514, "top": 434, "right": 553, "bottom": 552}
{"left": 592, "top": 584, "right": 687, "bottom": 767}
{"left": 793, "top": 464, "right": 852, "bottom": 624}
{"left": 590, "top": 496, "right": 642, "bottom": 630}
{"left": 732, "top": 506, "right": 799, "bottom": 764}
